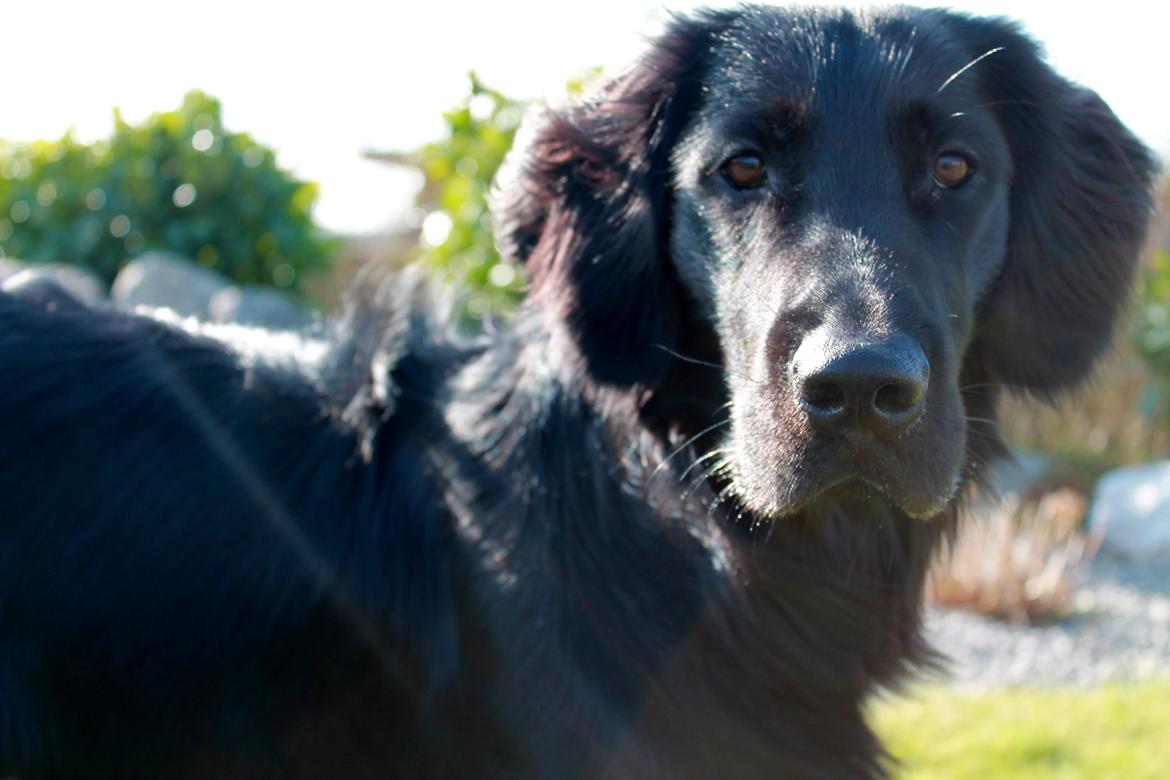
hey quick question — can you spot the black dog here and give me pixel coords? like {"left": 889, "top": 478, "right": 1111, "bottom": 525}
{"left": 0, "top": 6, "right": 1155, "bottom": 778}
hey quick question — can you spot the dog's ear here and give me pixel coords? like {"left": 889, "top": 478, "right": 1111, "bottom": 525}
{"left": 951, "top": 15, "right": 1158, "bottom": 395}
{"left": 491, "top": 14, "right": 729, "bottom": 388}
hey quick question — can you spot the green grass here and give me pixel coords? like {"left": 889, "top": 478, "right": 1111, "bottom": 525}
{"left": 870, "top": 682, "right": 1170, "bottom": 779}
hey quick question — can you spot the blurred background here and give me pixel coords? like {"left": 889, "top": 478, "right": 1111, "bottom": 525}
{"left": 3, "top": 1, "right": 1170, "bottom": 776}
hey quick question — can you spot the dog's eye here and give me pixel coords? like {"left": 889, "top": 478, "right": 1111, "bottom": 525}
{"left": 723, "top": 153, "right": 768, "bottom": 190}
{"left": 933, "top": 152, "right": 974, "bottom": 188}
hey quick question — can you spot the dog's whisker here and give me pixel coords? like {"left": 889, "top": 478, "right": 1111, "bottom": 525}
{"left": 959, "top": 382, "right": 1001, "bottom": 393}
{"left": 0, "top": 5, "right": 1152, "bottom": 774}
{"left": 963, "top": 427, "right": 1000, "bottom": 446}
{"left": 694, "top": 458, "right": 733, "bottom": 487}
{"left": 964, "top": 415, "right": 999, "bottom": 427}
{"left": 682, "top": 458, "right": 732, "bottom": 501}
{"left": 679, "top": 447, "right": 726, "bottom": 482}
{"left": 649, "top": 420, "right": 732, "bottom": 483}
{"left": 653, "top": 344, "right": 762, "bottom": 385}
{"left": 935, "top": 46, "right": 1005, "bottom": 95}
{"left": 706, "top": 482, "right": 740, "bottom": 519}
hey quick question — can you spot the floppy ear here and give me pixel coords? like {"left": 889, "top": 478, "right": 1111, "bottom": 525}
{"left": 491, "top": 14, "right": 729, "bottom": 388}
{"left": 953, "top": 16, "right": 1158, "bottom": 395}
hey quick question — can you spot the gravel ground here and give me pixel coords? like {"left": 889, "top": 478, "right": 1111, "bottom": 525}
{"left": 924, "top": 555, "right": 1170, "bottom": 688}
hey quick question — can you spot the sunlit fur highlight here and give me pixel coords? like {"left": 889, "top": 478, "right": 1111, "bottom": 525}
{"left": 0, "top": 6, "right": 1156, "bottom": 779}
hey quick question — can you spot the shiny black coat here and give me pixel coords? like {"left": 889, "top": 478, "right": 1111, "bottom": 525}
{"left": 0, "top": 7, "right": 1155, "bottom": 778}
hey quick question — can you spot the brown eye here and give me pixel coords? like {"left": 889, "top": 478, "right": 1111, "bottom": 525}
{"left": 933, "top": 152, "right": 973, "bottom": 188}
{"left": 724, "top": 152, "right": 768, "bottom": 190}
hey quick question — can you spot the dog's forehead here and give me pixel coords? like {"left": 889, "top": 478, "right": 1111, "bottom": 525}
{"left": 701, "top": 8, "right": 982, "bottom": 121}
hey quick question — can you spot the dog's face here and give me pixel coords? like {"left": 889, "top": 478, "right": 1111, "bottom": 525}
{"left": 494, "top": 7, "right": 1154, "bottom": 521}
{"left": 668, "top": 12, "right": 1015, "bottom": 518}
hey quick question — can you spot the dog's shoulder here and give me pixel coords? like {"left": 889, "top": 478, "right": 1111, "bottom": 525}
{"left": 0, "top": 274, "right": 462, "bottom": 663}
{"left": 0, "top": 270, "right": 460, "bottom": 437}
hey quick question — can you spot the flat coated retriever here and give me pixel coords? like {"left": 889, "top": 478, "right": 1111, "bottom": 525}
{"left": 0, "top": 6, "right": 1156, "bottom": 779}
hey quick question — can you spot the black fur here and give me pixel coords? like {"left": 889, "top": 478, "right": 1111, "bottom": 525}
{"left": 0, "top": 7, "right": 1155, "bottom": 779}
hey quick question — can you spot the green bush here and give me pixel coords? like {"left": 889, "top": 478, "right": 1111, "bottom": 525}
{"left": 1131, "top": 248, "right": 1170, "bottom": 422}
{"left": 1134, "top": 250, "right": 1170, "bottom": 375}
{"left": 0, "top": 91, "right": 333, "bottom": 292}
{"left": 407, "top": 73, "right": 527, "bottom": 323}
{"left": 403, "top": 72, "right": 602, "bottom": 324}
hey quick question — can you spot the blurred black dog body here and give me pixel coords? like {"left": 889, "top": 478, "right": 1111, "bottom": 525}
{"left": 0, "top": 7, "right": 1154, "bottom": 779}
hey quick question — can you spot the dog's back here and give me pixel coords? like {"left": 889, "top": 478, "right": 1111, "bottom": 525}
{"left": 0, "top": 4, "right": 1157, "bottom": 777}
{"left": 0, "top": 282, "right": 466, "bottom": 777}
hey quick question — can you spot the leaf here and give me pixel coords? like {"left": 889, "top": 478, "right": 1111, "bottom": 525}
{"left": 0, "top": 90, "right": 332, "bottom": 294}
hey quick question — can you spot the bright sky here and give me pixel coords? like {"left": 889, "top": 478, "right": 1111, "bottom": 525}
{"left": 8, "top": 1, "right": 1169, "bottom": 234}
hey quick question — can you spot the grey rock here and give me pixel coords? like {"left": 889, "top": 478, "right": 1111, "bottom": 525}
{"left": 926, "top": 556, "right": 1170, "bottom": 687}
{"left": 0, "top": 259, "right": 26, "bottom": 282}
{"left": 208, "top": 285, "right": 312, "bottom": 330}
{"left": 111, "top": 251, "right": 229, "bottom": 318}
{"left": 1088, "top": 461, "right": 1170, "bottom": 562}
{"left": 0, "top": 260, "right": 106, "bottom": 303}
{"left": 926, "top": 457, "right": 1170, "bottom": 687}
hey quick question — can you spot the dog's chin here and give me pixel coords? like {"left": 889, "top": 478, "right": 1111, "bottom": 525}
{"left": 728, "top": 411, "right": 968, "bottom": 523}
{"left": 825, "top": 475, "right": 960, "bottom": 520}
{"left": 735, "top": 466, "right": 961, "bottom": 523}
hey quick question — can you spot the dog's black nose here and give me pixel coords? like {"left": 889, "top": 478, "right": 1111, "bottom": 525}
{"left": 793, "top": 335, "right": 929, "bottom": 438}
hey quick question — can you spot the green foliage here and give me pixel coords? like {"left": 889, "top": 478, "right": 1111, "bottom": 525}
{"left": 1134, "top": 251, "right": 1170, "bottom": 378}
{"left": 406, "top": 72, "right": 605, "bottom": 324}
{"left": 0, "top": 91, "right": 333, "bottom": 291}
{"left": 409, "top": 73, "right": 527, "bottom": 323}
{"left": 1130, "top": 249, "right": 1170, "bottom": 425}
{"left": 871, "top": 681, "right": 1170, "bottom": 779}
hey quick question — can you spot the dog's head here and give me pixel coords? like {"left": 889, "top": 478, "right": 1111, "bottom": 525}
{"left": 493, "top": 7, "right": 1155, "bottom": 520}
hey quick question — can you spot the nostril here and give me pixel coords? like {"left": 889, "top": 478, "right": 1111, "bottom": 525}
{"left": 873, "top": 380, "right": 925, "bottom": 416}
{"left": 792, "top": 332, "right": 930, "bottom": 436}
{"left": 802, "top": 379, "right": 846, "bottom": 413}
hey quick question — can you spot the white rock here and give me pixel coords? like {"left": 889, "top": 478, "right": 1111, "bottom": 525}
{"left": 111, "top": 251, "right": 229, "bottom": 319}
{"left": 1088, "top": 461, "right": 1170, "bottom": 561}
{"left": 208, "top": 285, "right": 311, "bottom": 330}
{"left": 0, "top": 260, "right": 105, "bottom": 302}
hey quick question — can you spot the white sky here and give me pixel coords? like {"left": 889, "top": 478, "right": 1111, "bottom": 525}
{"left": 7, "top": 1, "right": 1169, "bottom": 234}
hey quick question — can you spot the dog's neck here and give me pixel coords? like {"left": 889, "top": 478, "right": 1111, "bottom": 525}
{"left": 427, "top": 305, "right": 946, "bottom": 775}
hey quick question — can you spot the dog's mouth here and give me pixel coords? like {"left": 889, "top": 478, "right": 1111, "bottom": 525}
{"left": 722, "top": 344, "right": 970, "bottom": 523}
{"left": 768, "top": 470, "right": 957, "bottom": 521}
{"left": 730, "top": 432, "right": 965, "bottom": 522}
{"left": 822, "top": 471, "right": 960, "bottom": 520}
